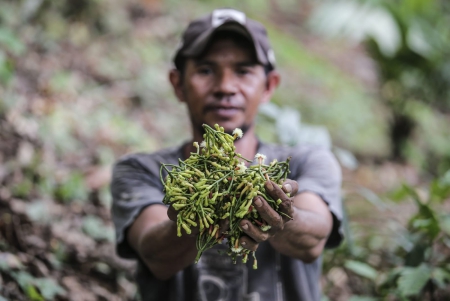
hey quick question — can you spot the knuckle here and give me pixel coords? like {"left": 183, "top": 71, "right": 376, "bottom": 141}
{"left": 273, "top": 214, "right": 282, "bottom": 225}
{"left": 254, "top": 233, "right": 268, "bottom": 243}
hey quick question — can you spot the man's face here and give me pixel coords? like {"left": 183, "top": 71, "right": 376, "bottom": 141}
{"left": 177, "top": 37, "right": 271, "bottom": 135}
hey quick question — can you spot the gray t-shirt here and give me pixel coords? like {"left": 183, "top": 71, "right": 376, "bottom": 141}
{"left": 111, "top": 141, "right": 343, "bottom": 301}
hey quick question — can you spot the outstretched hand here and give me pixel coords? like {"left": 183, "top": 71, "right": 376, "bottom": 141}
{"left": 238, "top": 179, "right": 299, "bottom": 251}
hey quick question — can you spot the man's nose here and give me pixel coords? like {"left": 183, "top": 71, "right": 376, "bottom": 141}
{"left": 213, "top": 69, "right": 237, "bottom": 99}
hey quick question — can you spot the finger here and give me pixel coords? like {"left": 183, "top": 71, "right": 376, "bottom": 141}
{"left": 239, "top": 235, "right": 258, "bottom": 252}
{"left": 239, "top": 219, "right": 269, "bottom": 245}
{"left": 167, "top": 205, "right": 177, "bottom": 221}
{"left": 250, "top": 197, "right": 284, "bottom": 232}
{"left": 265, "top": 180, "right": 291, "bottom": 203}
{"left": 219, "top": 218, "right": 230, "bottom": 235}
{"left": 281, "top": 179, "right": 299, "bottom": 196}
{"left": 263, "top": 182, "right": 295, "bottom": 223}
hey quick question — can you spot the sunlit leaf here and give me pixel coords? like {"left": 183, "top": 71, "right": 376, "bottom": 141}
{"left": 298, "top": 124, "right": 332, "bottom": 149}
{"left": 24, "top": 286, "right": 44, "bottom": 301}
{"left": 275, "top": 107, "right": 301, "bottom": 146}
{"left": 333, "top": 146, "right": 359, "bottom": 170}
{"left": 344, "top": 260, "right": 378, "bottom": 280}
{"left": 357, "top": 187, "right": 388, "bottom": 210}
{"left": 309, "top": 1, "right": 401, "bottom": 56}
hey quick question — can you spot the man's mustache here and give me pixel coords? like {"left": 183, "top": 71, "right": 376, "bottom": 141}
{"left": 203, "top": 105, "right": 245, "bottom": 113}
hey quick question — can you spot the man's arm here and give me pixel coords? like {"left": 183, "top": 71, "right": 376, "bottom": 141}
{"left": 127, "top": 205, "right": 198, "bottom": 280}
{"left": 238, "top": 181, "right": 333, "bottom": 263}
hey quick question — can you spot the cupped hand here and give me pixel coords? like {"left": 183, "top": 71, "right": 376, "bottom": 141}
{"left": 238, "top": 179, "right": 299, "bottom": 251}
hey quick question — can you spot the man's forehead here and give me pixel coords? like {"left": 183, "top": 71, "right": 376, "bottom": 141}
{"left": 195, "top": 36, "right": 258, "bottom": 63}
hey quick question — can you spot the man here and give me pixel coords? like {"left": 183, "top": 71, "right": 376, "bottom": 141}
{"left": 111, "top": 8, "right": 343, "bottom": 301}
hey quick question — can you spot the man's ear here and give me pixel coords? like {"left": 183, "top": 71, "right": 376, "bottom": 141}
{"left": 169, "top": 69, "right": 185, "bottom": 102}
{"left": 261, "top": 70, "right": 281, "bottom": 104}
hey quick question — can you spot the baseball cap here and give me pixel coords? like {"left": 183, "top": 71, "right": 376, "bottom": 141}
{"left": 173, "top": 8, "right": 276, "bottom": 70}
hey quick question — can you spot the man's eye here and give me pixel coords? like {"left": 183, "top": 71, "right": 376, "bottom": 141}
{"left": 198, "top": 67, "right": 212, "bottom": 75}
{"left": 237, "top": 68, "right": 251, "bottom": 75}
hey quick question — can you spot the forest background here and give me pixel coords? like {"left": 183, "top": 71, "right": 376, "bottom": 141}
{"left": 0, "top": 0, "right": 449, "bottom": 300}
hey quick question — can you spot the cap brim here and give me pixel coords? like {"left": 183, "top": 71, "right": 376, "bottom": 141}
{"left": 181, "top": 22, "right": 268, "bottom": 66}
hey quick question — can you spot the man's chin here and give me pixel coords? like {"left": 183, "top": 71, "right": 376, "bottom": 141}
{"left": 197, "top": 120, "right": 251, "bottom": 136}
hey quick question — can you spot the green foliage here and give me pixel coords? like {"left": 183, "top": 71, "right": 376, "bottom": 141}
{"left": 327, "top": 172, "right": 450, "bottom": 299}
{"left": 0, "top": 254, "right": 66, "bottom": 300}
{"left": 344, "top": 260, "right": 378, "bottom": 281}
{"left": 54, "top": 172, "right": 88, "bottom": 203}
{"left": 11, "top": 271, "right": 66, "bottom": 301}
{"left": 310, "top": 0, "right": 450, "bottom": 172}
{"left": 396, "top": 264, "right": 431, "bottom": 297}
{"left": 11, "top": 178, "right": 34, "bottom": 198}
{"left": 82, "top": 215, "right": 114, "bottom": 242}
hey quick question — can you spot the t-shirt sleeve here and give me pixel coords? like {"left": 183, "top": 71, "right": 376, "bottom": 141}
{"left": 110, "top": 154, "right": 166, "bottom": 259}
{"left": 292, "top": 147, "right": 343, "bottom": 248}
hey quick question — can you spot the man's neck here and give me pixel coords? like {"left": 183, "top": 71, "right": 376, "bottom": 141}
{"left": 184, "top": 126, "right": 259, "bottom": 162}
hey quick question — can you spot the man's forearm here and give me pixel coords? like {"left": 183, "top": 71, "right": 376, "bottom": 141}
{"left": 138, "top": 220, "right": 198, "bottom": 279}
{"left": 127, "top": 205, "right": 198, "bottom": 280}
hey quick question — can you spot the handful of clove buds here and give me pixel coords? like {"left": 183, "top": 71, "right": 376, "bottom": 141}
{"left": 160, "top": 124, "right": 291, "bottom": 269}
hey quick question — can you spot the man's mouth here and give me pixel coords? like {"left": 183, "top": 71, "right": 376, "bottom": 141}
{"left": 205, "top": 106, "right": 243, "bottom": 119}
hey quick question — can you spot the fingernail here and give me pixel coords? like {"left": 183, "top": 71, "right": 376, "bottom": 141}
{"left": 241, "top": 223, "right": 248, "bottom": 230}
{"left": 283, "top": 184, "right": 292, "bottom": 193}
{"left": 266, "top": 181, "right": 274, "bottom": 191}
{"left": 254, "top": 198, "right": 262, "bottom": 207}
{"left": 241, "top": 241, "right": 246, "bottom": 246}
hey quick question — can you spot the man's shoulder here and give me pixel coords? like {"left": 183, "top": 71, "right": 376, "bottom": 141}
{"left": 113, "top": 145, "right": 184, "bottom": 173}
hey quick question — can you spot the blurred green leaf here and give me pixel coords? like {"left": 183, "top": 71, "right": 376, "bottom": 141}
{"left": 54, "top": 172, "right": 88, "bottom": 203}
{"left": 0, "top": 252, "right": 23, "bottom": 271}
{"left": 345, "top": 260, "right": 378, "bottom": 280}
{"left": 0, "top": 28, "right": 25, "bottom": 55}
{"left": 11, "top": 271, "right": 44, "bottom": 301}
{"left": 82, "top": 215, "right": 114, "bottom": 242}
{"left": 11, "top": 178, "right": 33, "bottom": 198}
{"left": 408, "top": 202, "right": 440, "bottom": 241}
{"left": 397, "top": 264, "right": 431, "bottom": 297}
{"left": 34, "top": 278, "right": 66, "bottom": 300}
{"left": 349, "top": 296, "right": 379, "bottom": 301}
{"left": 389, "top": 185, "right": 411, "bottom": 202}
{"left": 357, "top": 187, "right": 388, "bottom": 210}
{"left": 429, "top": 180, "right": 450, "bottom": 203}
{"left": 0, "top": 50, "right": 14, "bottom": 84}
{"left": 432, "top": 267, "right": 450, "bottom": 289}
{"left": 440, "top": 215, "right": 450, "bottom": 236}
{"left": 401, "top": 184, "right": 423, "bottom": 205}
{"left": 26, "top": 200, "right": 52, "bottom": 223}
